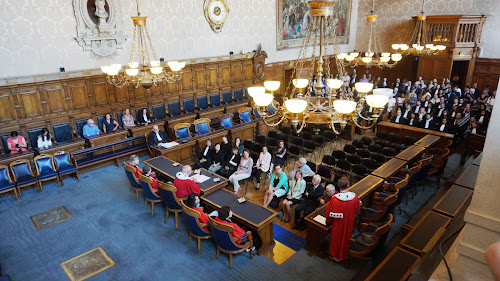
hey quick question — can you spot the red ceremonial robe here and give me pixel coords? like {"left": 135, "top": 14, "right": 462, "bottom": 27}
{"left": 193, "top": 207, "right": 209, "bottom": 231}
{"left": 325, "top": 190, "right": 361, "bottom": 261}
{"left": 174, "top": 172, "right": 201, "bottom": 198}
{"left": 214, "top": 216, "right": 246, "bottom": 243}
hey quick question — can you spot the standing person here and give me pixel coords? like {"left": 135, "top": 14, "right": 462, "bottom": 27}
{"left": 174, "top": 165, "right": 201, "bottom": 199}
{"left": 293, "top": 175, "right": 324, "bottom": 230}
{"left": 122, "top": 109, "right": 136, "bottom": 129}
{"left": 252, "top": 146, "right": 272, "bottom": 190}
{"left": 229, "top": 150, "right": 253, "bottom": 194}
{"left": 208, "top": 143, "right": 224, "bottom": 173}
{"left": 262, "top": 165, "right": 288, "bottom": 208}
{"left": 102, "top": 113, "right": 119, "bottom": 133}
{"left": 197, "top": 139, "right": 213, "bottom": 169}
{"left": 6, "top": 131, "right": 28, "bottom": 154}
{"left": 326, "top": 177, "right": 361, "bottom": 262}
{"left": 279, "top": 170, "right": 306, "bottom": 223}
{"left": 220, "top": 147, "right": 241, "bottom": 179}
{"left": 37, "top": 128, "right": 53, "bottom": 150}
{"left": 234, "top": 137, "right": 244, "bottom": 156}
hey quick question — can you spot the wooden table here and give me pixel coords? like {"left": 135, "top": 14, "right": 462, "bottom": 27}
{"left": 400, "top": 210, "right": 451, "bottom": 255}
{"left": 414, "top": 134, "right": 441, "bottom": 148}
{"left": 144, "top": 156, "right": 227, "bottom": 195}
{"left": 201, "top": 188, "right": 277, "bottom": 255}
{"left": 472, "top": 152, "right": 482, "bottom": 166}
{"left": 151, "top": 139, "right": 196, "bottom": 165}
{"left": 371, "top": 158, "right": 407, "bottom": 179}
{"left": 366, "top": 246, "right": 421, "bottom": 281}
{"left": 395, "top": 145, "right": 426, "bottom": 162}
{"left": 454, "top": 164, "right": 480, "bottom": 189}
{"left": 304, "top": 175, "right": 384, "bottom": 256}
{"left": 433, "top": 185, "right": 473, "bottom": 217}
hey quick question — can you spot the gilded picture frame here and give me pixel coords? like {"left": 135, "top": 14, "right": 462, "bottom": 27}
{"left": 277, "top": 0, "right": 352, "bottom": 50}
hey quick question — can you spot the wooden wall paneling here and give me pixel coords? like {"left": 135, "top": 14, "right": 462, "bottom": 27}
{"left": 220, "top": 62, "right": 231, "bottom": 87}
{"left": 148, "top": 82, "right": 163, "bottom": 98}
{"left": 180, "top": 66, "right": 194, "bottom": 93}
{"left": 0, "top": 89, "right": 18, "bottom": 123}
{"left": 207, "top": 63, "right": 219, "bottom": 89}
{"left": 242, "top": 60, "right": 254, "bottom": 83}
{"left": 472, "top": 58, "right": 500, "bottom": 90}
{"left": 16, "top": 86, "right": 44, "bottom": 119}
{"left": 166, "top": 78, "right": 179, "bottom": 94}
{"left": 194, "top": 65, "right": 207, "bottom": 91}
{"left": 66, "top": 80, "right": 90, "bottom": 111}
{"left": 113, "top": 85, "right": 129, "bottom": 103}
{"left": 40, "top": 83, "right": 67, "bottom": 116}
{"left": 89, "top": 79, "right": 111, "bottom": 107}
{"left": 231, "top": 60, "right": 243, "bottom": 84}
{"left": 131, "top": 84, "right": 148, "bottom": 100}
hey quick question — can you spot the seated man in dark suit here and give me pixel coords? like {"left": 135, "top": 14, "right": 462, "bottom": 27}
{"left": 420, "top": 114, "right": 435, "bottom": 130}
{"left": 197, "top": 139, "right": 213, "bottom": 169}
{"left": 147, "top": 125, "right": 169, "bottom": 147}
{"left": 390, "top": 109, "right": 406, "bottom": 125}
{"left": 293, "top": 174, "right": 325, "bottom": 230}
{"left": 220, "top": 147, "right": 241, "bottom": 178}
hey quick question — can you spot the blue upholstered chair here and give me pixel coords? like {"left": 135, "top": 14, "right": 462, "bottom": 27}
{"left": 75, "top": 120, "right": 88, "bottom": 138}
{"left": 1, "top": 135, "right": 11, "bottom": 154}
{"left": 238, "top": 107, "right": 253, "bottom": 123}
{"left": 174, "top": 123, "right": 192, "bottom": 140}
{"left": 194, "top": 118, "right": 212, "bottom": 135}
{"left": 157, "top": 182, "right": 183, "bottom": 229}
{"left": 183, "top": 98, "right": 195, "bottom": 114}
{"left": 0, "top": 165, "right": 18, "bottom": 199}
{"left": 34, "top": 154, "right": 61, "bottom": 189}
{"left": 152, "top": 104, "right": 167, "bottom": 120}
{"left": 52, "top": 123, "right": 73, "bottom": 143}
{"left": 27, "top": 128, "right": 43, "bottom": 148}
{"left": 222, "top": 91, "right": 233, "bottom": 105}
{"left": 123, "top": 162, "right": 143, "bottom": 203}
{"left": 168, "top": 101, "right": 182, "bottom": 117}
{"left": 116, "top": 112, "right": 124, "bottom": 128}
{"left": 181, "top": 201, "right": 211, "bottom": 253}
{"left": 234, "top": 89, "right": 244, "bottom": 102}
{"left": 53, "top": 152, "right": 80, "bottom": 186}
{"left": 139, "top": 174, "right": 162, "bottom": 216}
{"left": 96, "top": 116, "right": 106, "bottom": 133}
{"left": 220, "top": 114, "right": 234, "bottom": 129}
{"left": 134, "top": 109, "right": 143, "bottom": 121}
{"left": 210, "top": 93, "right": 221, "bottom": 107}
{"left": 196, "top": 96, "right": 209, "bottom": 111}
{"left": 209, "top": 216, "right": 253, "bottom": 269}
{"left": 253, "top": 108, "right": 261, "bottom": 118}
{"left": 10, "top": 159, "right": 39, "bottom": 198}
{"left": 415, "top": 155, "right": 433, "bottom": 194}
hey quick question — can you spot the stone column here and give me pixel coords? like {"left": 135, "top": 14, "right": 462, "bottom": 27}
{"left": 451, "top": 78, "right": 500, "bottom": 281}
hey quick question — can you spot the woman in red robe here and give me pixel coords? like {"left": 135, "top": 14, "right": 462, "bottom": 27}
{"left": 215, "top": 205, "right": 251, "bottom": 244}
{"left": 326, "top": 177, "right": 360, "bottom": 262}
{"left": 186, "top": 194, "right": 209, "bottom": 231}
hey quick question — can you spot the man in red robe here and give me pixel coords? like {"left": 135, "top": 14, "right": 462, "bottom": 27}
{"left": 326, "top": 177, "right": 360, "bottom": 262}
{"left": 174, "top": 165, "right": 201, "bottom": 199}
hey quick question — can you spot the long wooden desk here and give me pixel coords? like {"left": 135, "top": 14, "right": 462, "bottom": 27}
{"left": 433, "top": 185, "right": 473, "bottom": 218}
{"left": 365, "top": 246, "right": 421, "bottom": 281}
{"left": 151, "top": 139, "right": 196, "bottom": 165}
{"left": 201, "top": 188, "right": 277, "bottom": 255}
{"left": 227, "top": 122, "right": 256, "bottom": 142}
{"left": 304, "top": 175, "right": 384, "bottom": 256}
{"left": 395, "top": 145, "right": 426, "bottom": 162}
{"left": 400, "top": 211, "right": 451, "bottom": 255}
{"left": 144, "top": 156, "right": 227, "bottom": 195}
{"left": 378, "top": 121, "right": 453, "bottom": 150}
{"left": 414, "top": 134, "right": 441, "bottom": 148}
{"left": 371, "top": 158, "right": 407, "bottom": 179}
{"left": 453, "top": 164, "right": 480, "bottom": 189}
{"left": 472, "top": 152, "right": 482, "bottom": 166}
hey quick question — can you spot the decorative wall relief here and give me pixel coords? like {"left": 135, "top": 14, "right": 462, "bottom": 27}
{"left": 73, "top": 0, "right": 127, "bottom": 58}
{"left": 277, "top": 0, "right": 352, "bottom": 50}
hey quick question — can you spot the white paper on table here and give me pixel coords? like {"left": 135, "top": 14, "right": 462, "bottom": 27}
{"left": 313, "top": 215, "right": 327, "bottom": 226}
{"left": 190, "top": 174, "right": 210, "bottom": 183}
{"left": 159, "top": 141, "right": 179, "bottom": 149}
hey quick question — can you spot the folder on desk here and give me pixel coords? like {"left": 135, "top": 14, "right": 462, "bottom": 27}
{"left": 313, "top": 215, "right": 327, "bottom": 226}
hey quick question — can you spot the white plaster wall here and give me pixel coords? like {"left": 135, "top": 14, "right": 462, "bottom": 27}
{"left": 0, "top": 0, "right": 359, "bottom": 78}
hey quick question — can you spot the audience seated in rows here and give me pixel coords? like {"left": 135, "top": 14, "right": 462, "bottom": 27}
{"left": 262, "top": 164, "right": 288, "bottom": 208}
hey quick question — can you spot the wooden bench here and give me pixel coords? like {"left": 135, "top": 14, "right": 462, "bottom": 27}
{"left": 365, "top": 246, "right": 421, "bottom": 281}
{"left": 433, "top": 185, "right": 473, "bottom": 217}
{"left": 472, "top": 152, "right": 482, "bottom": 166}
{"left": 377, "top": 121, "right": 453, "bottom": 150}
{"left": 72, "top": 136, "right": 147, "bottom": 168}
{"left": 400, "top": 210, "right": 451, "bottom": 255}
{"left": 453, "top": 164, "right": 480, "bottom": 189}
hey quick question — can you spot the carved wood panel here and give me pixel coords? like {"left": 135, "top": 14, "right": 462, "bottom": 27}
{"left": 195, "top": 67, "right": 206, "bottom": 90}
{"left": 17, "top": 88, "right": 43, "bottom": 119}
{"left": 180, "top": 67, "right": 194, "bottom": 92}
{"left": 220, "top": 63, "right": 231, "bottom": 86}
{"left": 43, "top": 86, "right": 67, "bottom": 115}
{"left": 68, "top": 83, "right": 90, "bottom": 111}
{"left": 242, "top": 61, "right": 254, "bottom": 82}
{"left": 0, "top": 92, "right": 17, "bottom": 122}
{"left": 231, "top": 61, "right": 243, "bottom": 83}
{"left": 92, "top": 82, "right": 110, "bottom": 106}
{"left": 113, "top": 85, "right": 129, "bottom": 103}
{"left": 207, "top": 64, "right": 219, "bottom": 88}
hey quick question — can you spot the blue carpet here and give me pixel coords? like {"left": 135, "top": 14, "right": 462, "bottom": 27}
{"left": 0, "top": 156, "right": 365, "bottom": 281}
{"left": 273, "top": 223, "right": 306, "bottom": 252}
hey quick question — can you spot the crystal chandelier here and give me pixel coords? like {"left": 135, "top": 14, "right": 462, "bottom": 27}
{"left": 337, "top": 0, "right": 401, "bottom": 68}
{"left": 100, "top": 0, "right": 186, "bottom": 90}
{"left": 391, "top": 0, "right": 446, "bottom": 55}
{"left": 250, "top": 0, "right": 389, "bottom": 134}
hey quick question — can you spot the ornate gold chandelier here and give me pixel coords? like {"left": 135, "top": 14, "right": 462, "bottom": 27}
{"left": 250, "top": 0, "right": 389, "bottom": 134}
{"left": 391, "top": 0, "right": 446, "bottom": 55}
{"left": 337, "top": 0, "right": 401, "bottom": 68}
{"left": 100, "top": 0, "right": 186, "bottom": 90}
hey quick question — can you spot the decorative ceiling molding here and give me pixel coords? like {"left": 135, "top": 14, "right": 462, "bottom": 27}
{"left": 73, "top": 0, "right": 127, "bottom": 58}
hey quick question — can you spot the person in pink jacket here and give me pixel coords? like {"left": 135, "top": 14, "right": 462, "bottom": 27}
{"left": 252, "top": 146, "right": 272, "bottom": 189}
{"left": 229, "top": 150, "right": 253, "bottom": 194}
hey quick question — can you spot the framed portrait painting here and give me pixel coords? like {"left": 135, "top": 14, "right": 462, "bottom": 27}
{"left": 277, "top": 0, "right": 352, "bottom": 50}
